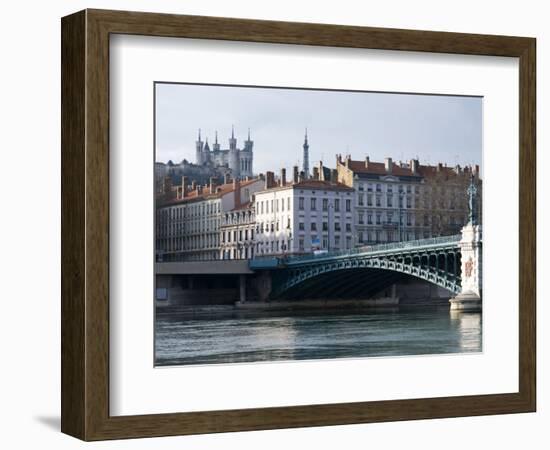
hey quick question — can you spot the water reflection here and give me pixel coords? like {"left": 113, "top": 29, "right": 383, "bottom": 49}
{"left": 155, "top": 306, "right": 482, "bottom": 366}
{"left": 449, "top": 310, "right": 483, "bottom": 352}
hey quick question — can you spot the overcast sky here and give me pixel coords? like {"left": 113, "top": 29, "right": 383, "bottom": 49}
{"left": 155, "top": 83, "right": 482, "bottom": 174}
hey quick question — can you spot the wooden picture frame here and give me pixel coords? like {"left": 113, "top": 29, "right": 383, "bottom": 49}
{"left": 61, "top": 9, "right": 536, "bottom": 441}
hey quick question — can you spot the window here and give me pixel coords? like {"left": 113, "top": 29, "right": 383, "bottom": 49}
{"left": 299, "top": 222, "right": 305, "bottom": 231}
{"left": 299, "top": 197, "right": 304, "bottom": 210}
{"left": 376, "top": 196, "right": 381, "bottom": 207}
{"left": 376, "top": 184, "right": 382, "bottom": 192}
{"left": 322, "top": 238, "right": 328, "bottom": 249}
{"left": 387, "top": 185, "right": 393, "bottom": 193}
{"left": 367, "top": 194, "right": 373, "bottom": 206}
{"left": 406, "top": 197, "right": 412, "bottom": 208}
{"left": 407, "top": 213, "right": 412, "bottom": 226}
{"left": 334, "top": 222, "right": 341, "bottom": 231}
{"left": 334, "top": 198, "right": 340, "bottom": 212}
{"left": 346, "top": 223, "right": 352, "bottom": 232}
{"left": 323, "top": 198, "right": 328, "bottom": 211}
{"left": 358, "top": 183, "right": 364, "bottom": 191}
{"left": 346, "top": 236, "right": 352, "bottom": 248}
{"left": 367, "top": 214, "right": 372, "bottom": 224}
{"left": 367, "top": 184, "right": 373, "bottom": 192}
{"left": 406, "top": 185, "right": 412, "bottom": 194}
{"left": 299, "top": 238, "right": 304, "bottom": 251}
{"left": 376, "top": 213, "right": 381, "bottom": 225}
{"left": 357, "top": 232, "right": 363, "bottom": 243}
{"left": 287, "top": 197, "right": 290, "bottom": 211}
{"left": 387, "top": 196, "right": 393, "bottom": 207}
{"left": 311, "top": 222, "right": 317, "bottom": 231}
{"left": 311, "top": 198, "right": 317, "bottom": 210}
{"left": 358, "top": 194, "right": 364, "bottom": 206}
{"left": 346, "top": 199, "right": 351, "bottom": 212}
{"left": 358, "top": 213, "right": 364, "bottom": 224}
{"left": 335, "top": 236, "right": 341, "bottom": 247}
{"left": 322, "top": 222, "right": 328, "bottom": 231}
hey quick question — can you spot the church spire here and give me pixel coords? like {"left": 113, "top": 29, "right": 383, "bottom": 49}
{"left": 303, "top": 128, "right": 310, "bottom": 179}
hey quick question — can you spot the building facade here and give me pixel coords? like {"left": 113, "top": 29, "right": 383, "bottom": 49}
{"left": 254, "top": 172, "right": 356, "bottom": 256}
{"left": 220, "top": 202, "right": 256, "bottom": 260}
{"left": 156, "top": 177, "right": 264, "bottom": 261}
{"left": 336, "top": 155, "right": 481, "bottom": 244}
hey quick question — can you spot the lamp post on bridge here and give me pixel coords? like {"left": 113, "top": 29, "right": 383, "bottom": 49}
{"left": 449, "top": 172, "right": 482, "bottom": 312}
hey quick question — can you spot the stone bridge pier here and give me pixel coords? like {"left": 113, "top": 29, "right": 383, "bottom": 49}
{"left": 449, "top": 222, "right": 482, "bottom": 311}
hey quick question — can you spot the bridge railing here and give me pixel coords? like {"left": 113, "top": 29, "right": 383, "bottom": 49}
{"left": 281, "top": 234, "right": 462, "bottom": 265}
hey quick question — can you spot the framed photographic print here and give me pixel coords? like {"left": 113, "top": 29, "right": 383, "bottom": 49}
{"left": 61, "top": 9, "right": 536, "bottom": 440}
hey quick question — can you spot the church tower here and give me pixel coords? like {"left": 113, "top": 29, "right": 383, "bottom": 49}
{"left": 228, "top": 125, "right": 240, "bottom": 179}
{"left": 203, "top": 137, "right": 211, "bottom": 164}
{"left": 195, "top": 129, "right": 204, "bottom": 165}
{"left": 303, "top": 128, "right": 310, "bottom": 179}
{"left": 212, "top": 130, "right": 221, "bottom": 152}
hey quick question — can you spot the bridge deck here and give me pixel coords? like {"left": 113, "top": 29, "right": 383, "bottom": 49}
{"left": 250, "top": 235, "right": 462, "bottom": 270}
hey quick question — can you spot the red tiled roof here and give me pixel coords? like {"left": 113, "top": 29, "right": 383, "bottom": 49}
{"left": 257, "top": 179, "right": 354, "bottom": 194}
{"left": 346, "top": 160, "right": 466, "bottom": 179}
{"left": 158, "top": 178, "right": 261, "bottom": 207}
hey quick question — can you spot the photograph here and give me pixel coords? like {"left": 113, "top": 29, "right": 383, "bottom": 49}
{"left": 154, "top": 83, "right": 483, "bottom": 366}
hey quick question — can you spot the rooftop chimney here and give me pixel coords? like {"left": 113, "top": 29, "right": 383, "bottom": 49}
{"left": 293, "top": 166, "right": 299, "bottom": 183}
{"left": 318, "top": 161, "right": 325, "bottom": 180}
{"left": 345, "top": 154, "right": 351, "bottom": 168}
{"left": 181, "top": 176, "right": 188, "bottom": 198}
{"left": 265, "top": 171, "right": 275, "bottom": 189}
{"left": 280, "top": 168, "right": 287, "bottom": 186}
{"left": 162, "top": 176, "right": 172, "bottom": 195}
{"left": 384, "top": 157, "right": 393, "bottom": 173}
{"left": 233, "top": 178, "right": 241, "bottom": 208}
{"left": 410, "top": 159, "right": 419, "bottom": 175}
{"left": 365, "top": 156, "right": 370, "bottom": 169}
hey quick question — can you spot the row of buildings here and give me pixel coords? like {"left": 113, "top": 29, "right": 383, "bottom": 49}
{"left": 156, "top": 153, "right": 481, "bottom": 262}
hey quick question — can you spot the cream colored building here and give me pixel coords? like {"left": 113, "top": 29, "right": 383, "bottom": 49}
{"left": 254, "top": 171, "right": 355, "bottom": 256}
{"left": 156, "top": 177, "right": 264, "bottom": 261}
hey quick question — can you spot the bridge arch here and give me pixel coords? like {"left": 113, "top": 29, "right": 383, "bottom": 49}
{"left": 272, "top": 255, "right": 461, "bottom": 299}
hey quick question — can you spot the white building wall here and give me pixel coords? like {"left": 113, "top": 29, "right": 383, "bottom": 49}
{"left": 254, "top": 185, "right": 356, "bottom": 256}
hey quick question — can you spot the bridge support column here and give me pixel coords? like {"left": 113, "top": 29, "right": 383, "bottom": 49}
{"left": 450, "top": 223, "right": 482, "bottom": 312}
{"left": 239, "top": 275, "right": 247, "bottom": 303}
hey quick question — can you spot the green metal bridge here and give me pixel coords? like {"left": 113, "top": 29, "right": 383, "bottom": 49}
{"left": 249, "top": 235, "right": 466, "bottom": 299}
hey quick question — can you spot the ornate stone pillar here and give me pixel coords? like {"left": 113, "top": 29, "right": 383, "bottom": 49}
{"left": 449, "top": 223, "right": 482, "bottom": 311}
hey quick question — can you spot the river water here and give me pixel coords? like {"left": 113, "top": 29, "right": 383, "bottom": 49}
{"left": 155, "top": 306, "right": 482, "bottom": 366}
